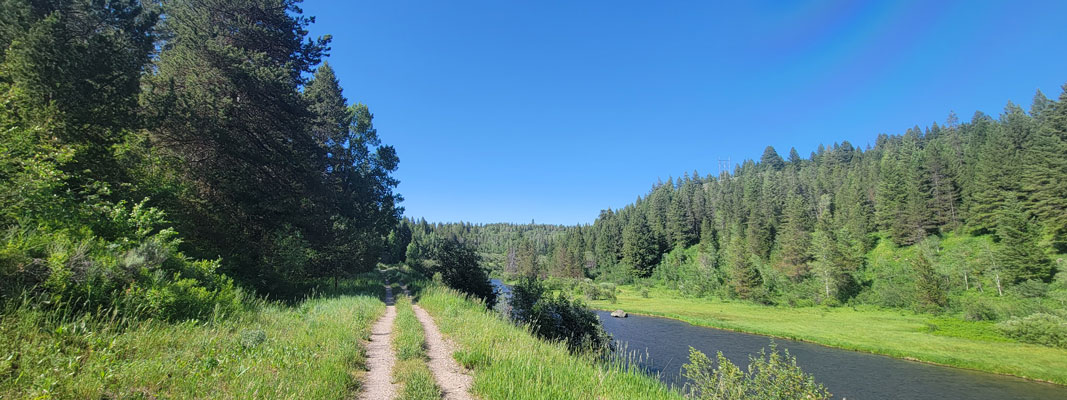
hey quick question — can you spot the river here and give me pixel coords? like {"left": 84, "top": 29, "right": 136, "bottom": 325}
{"left": 490, "top": 280, "right": 1067, "bottom": 399}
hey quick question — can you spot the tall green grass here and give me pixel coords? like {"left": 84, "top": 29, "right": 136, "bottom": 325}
{"left": 418, "top": 286, "right": 682, "bottom": 400}
{"left": 392, "top": 294, "right": 442, "bottom": 400}
{"left": 0, "top": 285, "right": 384, "bottom": 398}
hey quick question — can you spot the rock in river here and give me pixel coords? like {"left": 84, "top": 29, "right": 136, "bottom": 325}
{"left": 610, "top": 309, "right": 627, "bottom": 318}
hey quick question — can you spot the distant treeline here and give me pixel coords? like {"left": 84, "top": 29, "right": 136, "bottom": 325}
{"left": 402, "top": 89, "right": 1067, "bottom": 313}
{"left": 0, "top": 0, "right": 400, "bottom": 318}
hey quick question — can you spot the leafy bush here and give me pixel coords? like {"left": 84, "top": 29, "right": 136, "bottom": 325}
{"left": 996, "top": 313, "right": 1067, "bottom": 349}
{"left": 1012, "top": 280, "right": 1049, "bottom": 298}
{"left": 577, "top": 280, "right": 619, "bottom": 303}
{"left": 961, "top": 295, "right": 999, "bottom": 321}
{"left": 0, "top": 200, "right": 243, "bottom": 321}
{"left": 683, "top": 343, "right": 831, "bottom": 400}
{"left": 651, "top": 245, "right": 720, "bottom": 298}
{"left": 510, "top": 278, "right": 612, "bottom": 354}
{"left": 599, "top": 282, "right": 618, "bottom": 303}
{"left": 431, "top": 239, "right": 497, "bottom": 308}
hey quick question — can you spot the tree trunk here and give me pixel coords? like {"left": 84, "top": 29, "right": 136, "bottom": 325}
{"left": 994, "top": 271, "right": 1003, "bottom": 296}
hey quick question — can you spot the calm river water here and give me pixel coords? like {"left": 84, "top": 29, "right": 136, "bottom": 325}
{"left": 491, "top": 280, "right": 1067, "bottom": 399}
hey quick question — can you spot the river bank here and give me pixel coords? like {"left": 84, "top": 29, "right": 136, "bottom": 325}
{"left": 587, "top": 285, "right": 1067, "bottom": 385}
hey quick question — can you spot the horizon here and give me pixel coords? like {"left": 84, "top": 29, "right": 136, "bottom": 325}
{"left": 302, "top": 0, "right": 1067, "bottom": 225}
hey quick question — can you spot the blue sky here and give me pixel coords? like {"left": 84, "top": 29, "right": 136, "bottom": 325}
{"left": 301, "top": 0, "right": 1067, "bottom": 225}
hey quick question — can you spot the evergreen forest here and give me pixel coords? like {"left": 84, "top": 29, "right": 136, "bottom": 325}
{"left": 0, "top": 0, "right": 401, "bottom": 319}
{"left": 403, "top": 93, "right": 1067, "bottom": 319}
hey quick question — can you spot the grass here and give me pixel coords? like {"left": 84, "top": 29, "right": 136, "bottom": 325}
{"left": 587, "top": 285, "right": 1067, "bottom": 385}
{"left": 418, "top": 285, "right": 683, "bottom": 400}
{"left": 0, "top": 277, "right": 385, "bottom": 399}
{"left": 392, "top": 294, "right": 442, "bottom": 400}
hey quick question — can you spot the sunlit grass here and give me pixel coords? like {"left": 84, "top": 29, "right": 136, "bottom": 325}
{"left": 0, "top": 278, "right": 385, "bottom": 399}
{"left": 418, "top": 285, "right": 682, "bottom": 400}
{"left": 588, "top": 285, "right": 1067, "bottom": 385}
{"left": 392, "top": 294, "right": 442, "bottom": 400}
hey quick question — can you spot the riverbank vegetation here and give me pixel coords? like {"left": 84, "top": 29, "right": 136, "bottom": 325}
{"left": 683, "top": 344, "right": 831, "bottom": 400}
{"left": 417, "top": 285, "right": 682, "bottom": 400}
{"left": 587, "top": 285, "right": 1067, "bottom": 385}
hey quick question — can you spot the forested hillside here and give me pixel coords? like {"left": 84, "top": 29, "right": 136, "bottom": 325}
{"left": 0, "top": 0, "right": 400, "bottom": 317}
{"left": 404, "top": 90, "right": 1067, "bottom": 316}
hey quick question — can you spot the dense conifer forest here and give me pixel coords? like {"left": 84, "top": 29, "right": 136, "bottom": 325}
{"left": 0, "top": 0, "right": 401, "bottom": 318}
{"left": 403, "top": 91, "right": 1067, "bottom": 320}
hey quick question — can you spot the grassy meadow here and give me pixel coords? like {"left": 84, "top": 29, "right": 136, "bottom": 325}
{"left": 0, "top": 280, "right": 385, "bottom": 399}
{"left": 588, "top": 285, "right": 1067, "bottom": 385}
{"left": 417, "top": 285, "right": 682, "bottom": 400}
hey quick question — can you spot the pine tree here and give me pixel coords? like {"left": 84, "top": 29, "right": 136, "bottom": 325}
{"left": 912, "top": 240, "right": 947, "bottom": 312}
{"left": 0, "top": 0, "right": 156, "bottom": 195}
{"left": 810, "top": 227, "right": 837, "bottom": 301}
{"left": 699, "top": 218, "right": 718, "bottom": 252}
{"left": 667, "top": 186, "right": 697, "bottom": 248}
{"left": 594, "top": 209, "right": 622, "bottom": 274}
{"left": 777, "top": 194, "right": 812, "bottom": 278}
{"left": 967, "top": 116, "right": 1020, "bottom": 233}
{"left": 924, "top": 140, "right": 961, "bottom": 231}
{"left": 1021, "top": 87, "right": 1067, "bottom": 251}
{"left": 994, "top": 196, "right": 1053, "bottom": 283}
{"left": 517, "top": 239, "right": 540, "bottom": 278}
{"left": 788, "top": 147, "right": 803, "bottom": 168}
{"left": 875, "top": 142, "right": 907, "bottom": 241}
{"left": 760, "top": 146, "right": 785, "bottom": 171}
{"left": 622, "top": 211, "right": 659, "bottom": 277}
{"left": 726, "top": 226, "right": 762, "bottom": 301}
{"left": 143, "top": 0, "right": 331, "bottom": 292}
{"left": 898, "top": 136, "right": 933, "bottom": 244}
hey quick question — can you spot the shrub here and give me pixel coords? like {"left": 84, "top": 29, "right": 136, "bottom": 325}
{"left": 509, "top": 278, "right": 612, "bottom": 354}
{"left": 962, "top": 296, "right": 999, "bottom": 321}
{"left": 683, "top": 343, "right": 831, "bottom": 400}
{"left": 1012, "top": 280, "right": 1049, "bottom": 298}
{"left": 996, "top": 313, "right": 1067, "bottom": 349}
{"left": 431, "top": 239, "right": 496, "bottom": 308}
{"left": 577, "top": 280, "right": 617, "bottom": 302}
{"left": 0, "top": 200, "right": 244, "bottom": 322}
{"left": 599, "top": 282, "right": 618, "bottom": 303}
{"left": 580, "top": 280, "right": 600, "bottom": 300}
{"left": 239, "top": 329, "right": 267, "bottom": 349}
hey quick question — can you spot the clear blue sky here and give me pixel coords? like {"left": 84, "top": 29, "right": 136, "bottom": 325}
{"left": 301, "top": 0, "right": 1067, "bottom": 225}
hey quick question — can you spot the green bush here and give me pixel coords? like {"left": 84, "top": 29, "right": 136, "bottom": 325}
{"left": 683, "top": 343, "right": 831, "bottom": 400}
{"left": 996, "top": 313, "right": 1067, "bottom": 349}
{"left": 1012, "top": 280, "right": 1050, "bottom": 298}
{"left": 510, "top": 278, "right": 613, "bottom": 354}
{"left": 598, "top": 282, "right": 618, "bottom": 303}
{"left": 961, "top": 296, "right": 1000, "bottom": 321}
{"left": 0, "top": 199, "right": 243, "bottom": 321}
{"left": 431, "top": 239, "right": 496, "bottom": 308}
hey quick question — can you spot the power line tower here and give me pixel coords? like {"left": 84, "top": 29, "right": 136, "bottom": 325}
{"left": 717, "top": 157, "right": 732, "bottom": 177}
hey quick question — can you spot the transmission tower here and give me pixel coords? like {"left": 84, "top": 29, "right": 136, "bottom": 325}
{"left": 717, "top": 157, "right": 732, "bottom": 177}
